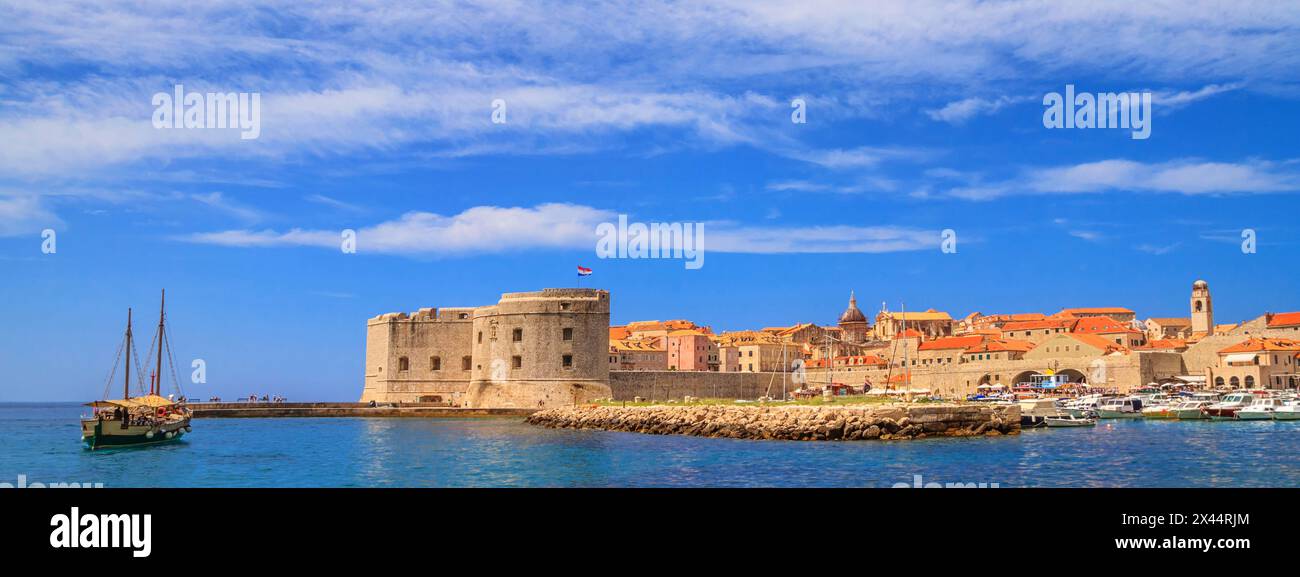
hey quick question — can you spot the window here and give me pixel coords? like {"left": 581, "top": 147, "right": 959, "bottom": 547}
{"left": 563, "top": 327, "right": 573, "bottom": 341}
{"left": 477, "top": 332, "right": 483, "bottom": 344}
{"left": 458, "top": 312, "right": 469, "bottom": 319}
{"left": 512, "top": 355, "right": 522, "bottom": 369}
{"left": 398, "top": 357, "right": 410, "bottom": 371}
{"left": 562, "top": 354, "right": 573, "bottom": 369}
{"left": 1230, "top": 376, "right": 1240, "bottom": 388}
{"left": 560, "top": 302, "right": 571, "bottom": 310}
{"left": 1245, "top": 376, "right": 1255, "bottom": 388}
{"left": 513, "top": 328, "right": 523, "bottom": 342}
{"left": 462, "top": 356, "right": 472, "bottom": 371}
{"left": 1215, "top": 376, "right": 1225, "bottom": 387}
{"left": 430, "top": 356, "right": 441, "bottom": 371}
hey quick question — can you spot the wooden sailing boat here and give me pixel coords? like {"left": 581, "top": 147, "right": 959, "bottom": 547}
{"left": 81, "top": 290, "right": 192, "bottom": 450}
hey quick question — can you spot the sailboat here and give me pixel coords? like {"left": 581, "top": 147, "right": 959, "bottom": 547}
{"left": 81, "top": 290, "right": 192, "bottom": 450}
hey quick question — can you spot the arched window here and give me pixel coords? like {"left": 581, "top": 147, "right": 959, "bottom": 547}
{"left": 430, "top": 356, "right": 441, "bottom": 371}
{"left": 1230, "top": 376, "right": 1239, "bottom": 388}
{"left": 398, "top": 357, "right": 410, "bottom": 372}
{"left": 1245, "top": 376, "right": 1255, "bottom": 388}
{"left": 1215, "top": 376, "right": 1225, "bottom": 388}
{"left": 1195, "top": 301, "right": 1203, "bottom": 312}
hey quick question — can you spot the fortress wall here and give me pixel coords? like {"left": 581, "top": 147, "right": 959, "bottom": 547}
{"left": 608, "top": 371, "right": 786, "bottom": 401}
{"left": 360, "top": 308, "right": 475, "bottom": 404}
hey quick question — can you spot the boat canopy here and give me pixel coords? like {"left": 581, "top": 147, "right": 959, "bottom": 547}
{"left": 85, "top": 394, "right": 177, "bottom": 409}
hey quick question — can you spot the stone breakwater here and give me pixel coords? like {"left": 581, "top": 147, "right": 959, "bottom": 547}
{"left": 526, "top": 403, "right": 1019, "bottom": 441}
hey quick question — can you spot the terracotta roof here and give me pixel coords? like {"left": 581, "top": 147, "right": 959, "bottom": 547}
{"left": 918, "top": 336, "right": 985, "bottom": 351}
{"left": 1065, "top": 333, "right": 1128, "bottom": 353}
{"left": 667, "top": 329, "right": 711, "bottom": 337}
{"left": 1002, "top": 318, "right": 1077, "bottom": 331}
{"left": 976, "top": 313, "right": 1047, "bottom": 323}
{"left": 609, "top": 339, "right": 664, "bottom": 352}
{"left": 1147, "top": 317, "right": 1191, "bottom": 327}
{"left": 893, "top": 328, "right": 924, "bottom": 339}
{"left": 1073, "top": 316, "right": 1141, "bottom": 335}
{"left": 1267, "top": 312, "right": 1300, "bottom": 327}
{"left": 1055, "top": 307, "right": 1135, "bottom": 317}
{"left": 1137, "top": 339, "right": 1188, "bottom": 350}
{"left": 880, "top": 309, "right": 951, "bottom": 322}
{"left": 625, "top": 320, "right": 702, "bottom": 332}
{"left": 964, "top": 339, "right": 1035, "bottom": 354}
{"left": 609, "top": 326, "right": 631, "bottom": 340}
{"left": 1218, "top": 338, "right": 1300, "bottom": 354}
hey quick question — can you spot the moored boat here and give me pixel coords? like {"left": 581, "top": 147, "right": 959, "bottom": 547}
{"left": 1202, "top": 392, "right": 1257, "bottom": 421}
{"left": 1096, "top": 396, "right": 1143, "bottom": 418}
{"left": 1273, "top": 401, "right": 1300, "bottom": 421}
{"left": 1045, "top": 413, "right": 1097, "bottom": 427}
{"left": 1236, "top": 397, "right": 1285, "bottom": 421}
{"left": 1169, "top": 400, "right": 1212, "bottom": 420}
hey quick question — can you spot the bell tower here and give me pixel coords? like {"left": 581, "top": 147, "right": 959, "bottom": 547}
{"left": 1190, "top": 279, "right": 1213, "bottom": 335}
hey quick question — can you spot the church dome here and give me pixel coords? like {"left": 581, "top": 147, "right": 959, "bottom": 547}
{"left": 1193, "top": 279, "right": 1208, "bottom": 289}
{"left": 839, "top": 291, "right": 867, "bottom": 324}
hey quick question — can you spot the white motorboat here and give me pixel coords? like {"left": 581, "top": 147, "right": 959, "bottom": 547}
{"left": 1169, "top": 400, "right": 1212, "bottom": 420}
{"left": 1273, "top": 401, "right": 1300, "bottom": 421}
{"left": 1062, "top": 394, "right": 1102, "bottom": 418}
{"left": 1203, "top": 392, "right": 1259, "bottom": 420}
{"left": 1045, "top": 413, "right": 1097, "bottom": 427}
{"left": 1237, "top": 397, "right": 1286, "bottom": 420}
{"left": 1096, "top": 396, "right": 1144, "bottom": 418}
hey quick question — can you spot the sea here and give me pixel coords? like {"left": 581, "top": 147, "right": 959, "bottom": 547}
{"left": 2, "top": 403, "right": 1297, "bottom": 488}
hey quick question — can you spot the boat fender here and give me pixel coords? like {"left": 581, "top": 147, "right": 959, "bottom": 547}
{"left": 184, "top": 426, "right": 192, "bottom": 433}
{"left": 146, "top": 431, "right": 155, "bottom": 439}
{"left": 165, "top": 431, "right": 174, "bottom": 439}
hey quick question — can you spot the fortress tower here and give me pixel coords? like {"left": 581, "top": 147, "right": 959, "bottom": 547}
{"left": 1191, "top": 279, "right": 1213, "bottom": 335}
{"left": 466, "top": 289, "right": 612, "bottom": 408}
{"left": 362, "top": 288, "right": 611, "bottom": 408}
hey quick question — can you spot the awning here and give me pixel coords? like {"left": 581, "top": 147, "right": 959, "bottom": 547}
{"left": 84, "top": 395, "right": 176, "bottom": 410}
{"left": 1224, "top": 353, "right": 1258, "bottom": 364}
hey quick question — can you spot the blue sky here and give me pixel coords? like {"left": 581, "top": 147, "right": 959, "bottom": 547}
{"left": 1, "top": 1, "right": 1298, "bottom": 401}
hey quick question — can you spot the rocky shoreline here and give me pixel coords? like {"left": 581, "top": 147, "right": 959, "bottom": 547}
{"left": 526, "top": 403, "right": 1019, "bottom": 441}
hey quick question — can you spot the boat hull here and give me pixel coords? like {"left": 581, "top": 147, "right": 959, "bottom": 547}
{"left": 1171, "top": 409, "right": 1207, "bottom": 420}
{"left": 1235, "top": 411, "right": 1274, "bottom": 421}
{"left": 1096, "top": 410, "right": 1141, "bottom": 419}
{"left": 81, "top": 417, "right": 191, "bottom": 450}
{"left": 1273, "top": 411, "right": 1300, "bottom": 421}
{"left": 1203, "top": 407, "right": 1241, "bottom": 421}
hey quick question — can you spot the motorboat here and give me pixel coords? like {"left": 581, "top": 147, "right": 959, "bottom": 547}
{"left": 1236, "top": 397, "right": 1286, "bottom": 420}
{"left": 1169, "top": 400, "right": 1212, "bottom": 420}
{"left": 1273, "top": 401, "right": 1300, "bottom": 421}
{"left": 1202, "top": 392, "right": 1258, "bottom": 421}
{"left": 1061, "top": 394, "right": 1103, "bottom": 418}
{"left": 1045, "top": 413, "right": 1097, "bottom": 427}
{"left": 1096, "top": 396, "right": 1144, "bottom": 418}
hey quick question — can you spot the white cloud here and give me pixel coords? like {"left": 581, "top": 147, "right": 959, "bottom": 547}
{"left": 182, "top": 202, "right": 940, "bottom": 255}
{"left": 925, "top": 95, "right": 1030, "bottom": 124}
{"left": 191, "top": 192, "right": 266, "bottom": 223}
{"left": 0, "top": 195, "right": 62, "bottom": 236}
{"left": 945, "top": 158, "right": 1300, "bottom": 200}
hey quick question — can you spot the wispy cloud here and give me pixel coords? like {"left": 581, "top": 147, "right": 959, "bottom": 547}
{"left": 925, "top": 95, "right": 1031, "bottom": 124}
{"left": 946, "top": 158, "right": 1300, "bottom": 200}
{"left": 0, "top": 195, "right": 61, "bottom": 236}
{"left": 182, "top": 202, "right": 940, "bottom": 255}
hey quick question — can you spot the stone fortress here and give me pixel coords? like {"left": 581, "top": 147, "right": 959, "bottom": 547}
{"left": 362, "top": 289, "right": 612, "bottom": 408}
{"left": 363, "top": 280, "right": 1300, "bottom": 408}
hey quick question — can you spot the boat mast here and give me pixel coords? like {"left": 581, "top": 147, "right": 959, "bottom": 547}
{"left": 154, "top": 289, "right": 165, "bottom": 396}
{"left": 124, "top": 308, "right": 133, "bottom": 400}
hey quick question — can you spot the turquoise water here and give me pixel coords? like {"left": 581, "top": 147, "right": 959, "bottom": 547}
{"left": 2, "top": 403, "right": 1298, "bottom": 487}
